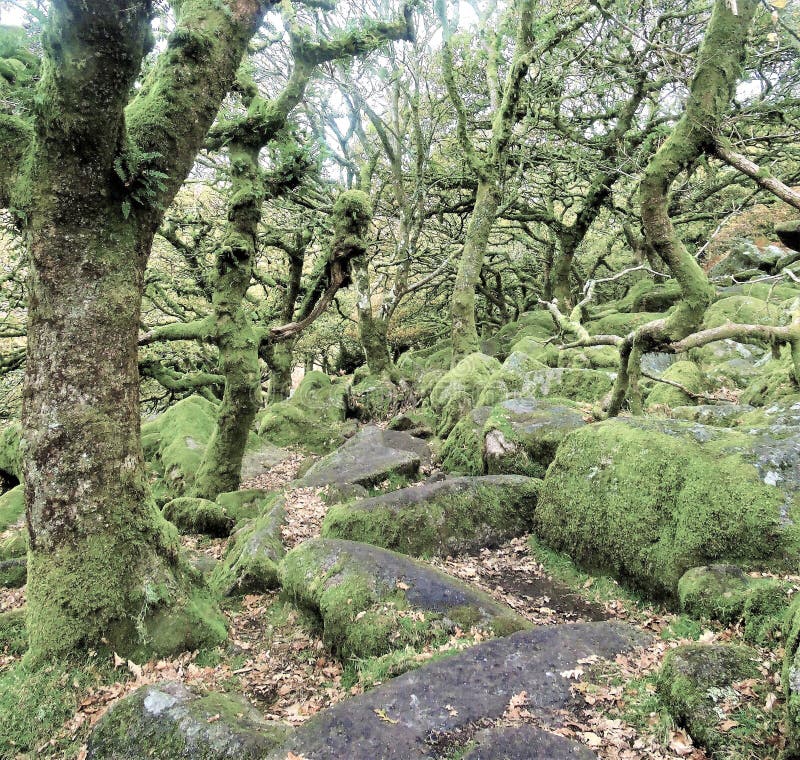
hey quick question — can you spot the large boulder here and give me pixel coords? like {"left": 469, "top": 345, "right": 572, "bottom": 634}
{"left": 430, "top": 353, "right": 501, "bottom": 437}
{"left": 461, "top": 726, "right": 596, "bottom": 760}
{"left": 475, "top": 352, "right": 548, "bottom": 407}
{"left": 299, "top": 425, "right": 429, "bottom": 488}
{"left": 645, "top": 360, "right": 708, "bottom": 410}
{"left": 657, "top": 644, "right": 759, "bottom": 756}
{"left": 777, "top": 219, "right": 800, "bottom": 252}
{"left": 257, "top": 371, "right": 353, "bottom": 453}
{"left": 266, "top": 622, "right": 646, "bottom": 760}
{"left": 0, "top": 484, "right": 24, "bottom": 532}
{"left": 87, "top": 681, "right": 291, "bottom": 759}
{"left": 482, "top": 398, "right": 587, "bottom": 478}
{"left": 678, "top": 564, "right": 790, "bottom": 643}
{"left": 322, "top": 475, "right": 540, "bottom": 556}
{"left": 535, "top": 417, "right": 800, "bottom": 599}
{"left": 281, "top": 538, "right": 528, "bottom": 661}
{"left": 439, "top": 406, "right": 492, "bottom": 475}
{"left": 514, "top": 367, "right": 614, "bottom": 405}
{"left": 0, "top": 421, "right": 21, "bottom": 486}
{"left": 585, "top": 311, "right": 665, "bottom": 337}
{"left": 141, "top": 395, "right": 219, "bottom": 500}
{"left": 709, "top": 240, "right": 785, "bottom": 278}
{"left": 702, "top": 294, "right": 786, "bottom": 330}
{"left": 209, "top": 497, "right": 286, "bottom": 596}
{"left": 348, "top": 374, "right": 404, "bottom": 421}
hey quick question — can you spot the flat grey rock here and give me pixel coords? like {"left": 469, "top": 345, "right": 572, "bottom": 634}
{"left": 462, "top": 725, "right": 597, "bottom": 759}
{"left": 267, "top": 621, "right": 647, "bottom": 760}
{"left": 299, "top": 425, "right": 429, "bottom": 487}
{"left": 239, "top": 441, "right": 291, "bottom": 482}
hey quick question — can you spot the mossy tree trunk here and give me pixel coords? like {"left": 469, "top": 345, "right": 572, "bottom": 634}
{"left": 193, "top": 143, "right": 264, "bottom": 499}
{"left": 18, "top": 0, "right": 267, "bottom": 662}
{"left": 192, "top": 15, "right": 412, "bottom": 497}
{"left": 437, "top": 0, "right": 593, "bottom": 365}
{"left": 353, "top": 254, "right": 393, "bottom": 374}
{"left": 606, "top": 0, "right": 758, "bottom": 416}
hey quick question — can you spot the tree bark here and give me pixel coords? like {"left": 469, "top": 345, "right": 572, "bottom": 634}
{"left": 21, "top": 0, "right": 267, "bottom": 663}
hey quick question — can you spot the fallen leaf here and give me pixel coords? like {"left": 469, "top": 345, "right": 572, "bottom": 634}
{"left": 374, "top": 708, "right": 399, "bottom": 724}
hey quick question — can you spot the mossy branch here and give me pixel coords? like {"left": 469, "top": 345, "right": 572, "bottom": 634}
{"left": 714, "top": 139, "right": 800, "bottom": 211}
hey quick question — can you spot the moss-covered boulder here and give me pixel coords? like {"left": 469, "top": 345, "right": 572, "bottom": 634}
{"left": 209, "top": 498, "right": 285, "bottom": 596}
{"left": 0, "top": 484, "right": 24, "bottom": 532}
{"left": 257, "top": 371, "right": 352, "bottom": 454}
{"left": 558, "top": 345, "right": 619, "bottom": 370}
{"left": 281, "top": 538, "right": 528, "bottom": 662}
{"left": 740, "top": 348, "right": 799, "bottom": 406}
{"left": 492, "top": 310, "right": 555, "bottom": 356}
{"left": 657, "top": 644, "right": 759, "bottom": 755}
{"left": 387, "top": 407, "right": 435, "bottom": 439}
{"left": 476, "top": 352, "right": 548, "bottom": 407}
{"left": 702, "top": 295, "right": 786, "bottom": 330}
{"left": 646, "top": 360, "right": 708, "bottom": 410}
{"left": 517, "top": 367, "right": 614, "bottom": 404}
{"left": 535, "top": 418, "right": 800, "bottom": 599}
{"left": 215, "top": 489, "right": 272, "bottom": 521}
{"left": 322, "top": 474, "right": 540, "bottom": 557}
{"left": 586, "top": 311, "right": 665, "bottom": 337}
{"left": 162, "top": 497, "right": 234, "bottom": 537}
{"left": 299, "top": 425, "right": 428, "bottom": 488}
{"left": 87, "top": 681, "right": 291, "bottom": 759}
{"left": 0, "top": 421, "right": 21, "bottom": 485}
{"left": 347, "top": 374, "right": 400, "bottom": 421}
{"left": 439, "top": 406, "right": 491, "bottom": 476}
{"left": 0, "top": 556, "right": 25, "bottom": 588}
{"left": 430, "top": 353, "right": 501, "bottom": 436}
{"left": 482, "top": 398, "right": 586, "bottom": 479}
{"left": 678, "top": 564, "right": 790, "bottom": 641}
{"left": 709, "top": 240, "right": 784, "bottom": 279}
{"left": 142, "top": 395, "right": 219, "bottom": 499}
{"left": 777, "top": 219, "right": 800, "bottom": 252}
{"left": 670, "top": 403, "right": 754, "bottom": 427}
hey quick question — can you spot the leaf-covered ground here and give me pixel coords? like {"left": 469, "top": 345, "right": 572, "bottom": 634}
{"left": 0, "top": 446, "right": 792, "bottom": 759}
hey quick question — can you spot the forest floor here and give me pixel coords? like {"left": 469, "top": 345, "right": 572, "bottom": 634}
{"left": 0, "top": 446, "right": 789, "bottom": 760}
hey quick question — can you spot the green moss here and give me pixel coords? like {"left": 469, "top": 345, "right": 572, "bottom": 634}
{"left": 348, "top": 374, "right": 398, "bottom": 421}
{"left": 535, "top": 419, "right": 798, "bottom": 600}
{"left": 616, "top": 279, "right": 682, "bottom": 313}
{"left": 280, "top": 539, "right": 525, "bottom": 664}
{"left": 475, "top": 352, "right": 547, "bottom": 407}
{"left": 0, "top": 529, "right": 25, "bottom": 561}
{"left": 656, "top": 644, "right": 759, "bottom": 755}
{"left": 142, "top": 395, "right": 219, "bottom": 500}
{"left": 163, "top": 497, "right": 234, "bottom": 536}
{"left": 521, "top": 367, "right": 614, "bottom": 404}
{"left": 558, "top": 345, "right": 619, "bottom": 369}
{"left": 0, "top": 658, "right": 121, "bottom": 757}
{"left": 209, "top": 499, "right": 285, "bottom": 596}
{"left": 430, "top": 353, "right": 501, "bottom": 437}
{"left": 0, "top": 421, "right": 21, "bottom": 481}
{"left": 677, "top": 565, "right": 754, "bottom": 623}
{"left": 215, "top": 488, "right": 272, "bottom": 521}
{"left": 0, "top": 484, "right": 24, "bottom": 532}
{"left": 258, "top": 373, "right": 352, "bottom": 454}
{"left": 439, "top": 409, "right": 488, "bottom": 475}
{"left": 646, "top": 360, "right": 708, "bottom": 410}
{"left": 740, "top": 347, "right": 799, "bottom": 406}
{"left": 586, "top": 311, "right": 666, "bottom": 337}
{"left": 741, "top": 582, "right": 791, "bottom": 644}
{"left": 509, "top": 335, "right": 559, "bottom": 366}
{"left": 0, "top": 608, "right": 26, "bottom": 655}
{"left": 702, "top": 295, "right": 785, "bottom": 330}
{"left": 322, "top": 476, "right": 540, "bottom": 557}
